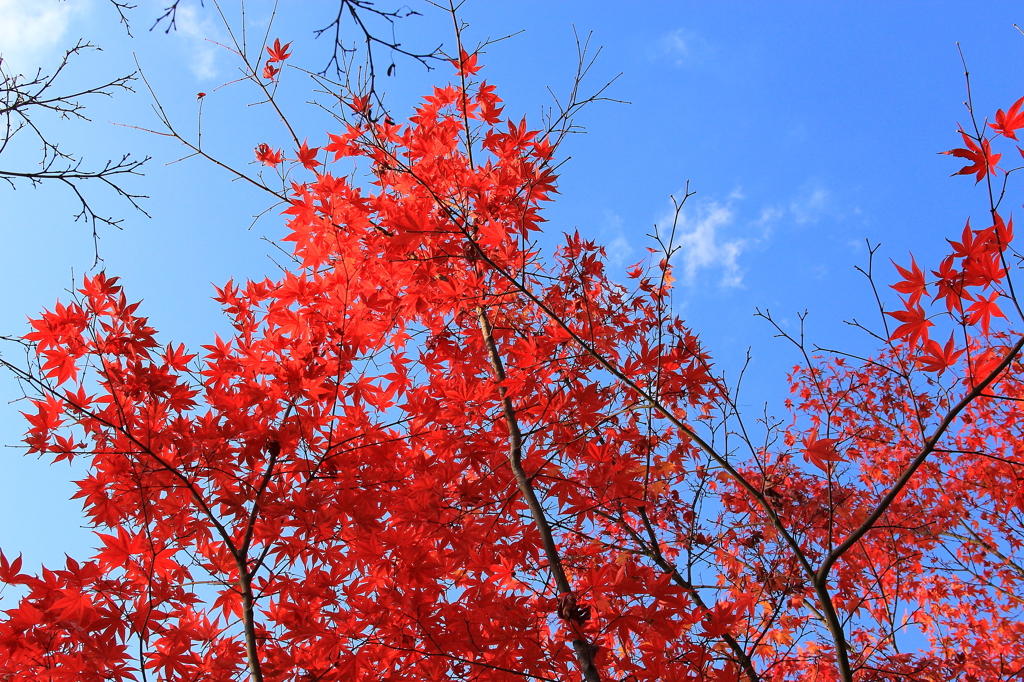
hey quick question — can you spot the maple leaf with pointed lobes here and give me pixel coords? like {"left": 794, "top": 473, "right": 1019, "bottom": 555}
{"left": 699, "top": 602, "right": 740, "bottom": 639}
{"left": 887, "top": 301, "right": 933, "bottom": 347}
{"left": 267, "top": 38, "right": 292, "bottom": 63}
{"left": 0, "top": 551, "right": 25, "bottom": 584}
{"left": 942, "top": 131, "right": 1001, "bottom": 182}
{"left": 802, "top": 432, "right": 844, "bottom": 471}
{"left": 295, "top": 140, "right": 320, "bottom": 170}
{"left": 891, "top": 257, "right": 928, "bottom": 306}
{"left": 919, "top": 334, "right": 965, "bottom": 374}
{"left": 476, "top": 81, "right": 503, "bottom": 124}
{"left": 348, "top": 94, "right": 370, "bottom": 114}
{"left": 967, "top": 290, "right": 1007, "bottom": 334}
{"left": 557, "top": 592, "right": 591, "bottom": 625}
{"left": 262, "top": 62, "right": 280, "bottom": 81}
{"left": 932, "top": 255, "right": 973, "bottom": 313}
{"left": 990, "top": 96, "right": 1024, "bottom": 139}
{"left": 255, "top": 143, "right": 283, "bottom": 167}
{"left": 994, "top": 212, "right": 1015, "bottom": 247}
{"left": 452, "top": 49, "right": 483, "bottom": 76}
{"left": 948, "top": 220, "right": 986, "bottom": 261}
{"left": 964, "top": 251, "right": 1006, "bottom": 289}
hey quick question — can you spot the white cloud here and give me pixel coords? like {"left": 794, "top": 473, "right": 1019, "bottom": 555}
{"left": 656, "top": 28, "right": 710, "bottom": 67}
{"left": 757, "top": 205, "right": 784, "bottom": 224}
{"left": 662, "top": 29, "right": 690, "bottom": 59}
{"left": 789, "top": 184, "right": 829, "bottom": 225}
{"left": 600, "top": 210, "right": 637, "bottom": 270}
{"left": 172, "top": 1, "right": 222, "bottom": 80}
{"left": 746, "top": 181, "right": 833, "bottom": 236}
{"left": 664, "top": 200, "right": 747, "bottom": 287}
{"left": 605, "top": 234, "right": 635, "bottom": 270}
{"left": 625, "top": 180, "right": 836, "bottom": 289}
{"left": 0, "top": 0, "right": 90, "bottom": 72}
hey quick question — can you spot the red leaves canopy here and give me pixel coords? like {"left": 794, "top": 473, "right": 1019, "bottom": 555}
{"left": 4, "top": 44, "right": 1024, "bottom": 682}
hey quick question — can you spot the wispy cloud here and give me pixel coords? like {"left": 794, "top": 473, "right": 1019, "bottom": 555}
{"left": 662, "top": 29, "right": 691, "bottom": 60}
{"left": 656, "top": 180, "right": 835, "bottom": 287}
{"left": 664, "top": 199, "right": 747, "bottom": 287}
{"left": 749, "top": 181, "right": 833, "bottom": 236}
{"left": 655, "top": 28, "right": 711, "bottom": 67}
{"left": 600, "top": 210, "right": 638, "bottom": 270}
{"left": 0, "top": 0, "right": 89, "bottom": 72}
{"left": 789, "top": 183, "right": 830, "bottom": 225}
{"left": 601, "top": 180, "right": 835, "bottom": 288}
{"left": 171, "top": 1, "right": 223, "bottom": 80}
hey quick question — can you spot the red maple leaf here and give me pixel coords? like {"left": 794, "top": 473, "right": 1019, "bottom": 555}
{"left": 994, "top": 211, "right": 1015, "bottom": 247}
{"left": 919, "top": 334, "right": 965, "bottom": 374}
{"left": 267, "top": 38, "right": 292, "bottom": 63}
{"left": 932, "top": 255, "right": 972, "bottom": 313}
{"left": 886, "top": 302, "right": 933, "bottom": 347}
{"left": 966, "top": 290, "right": 1006, "bottom": 334}
{"left": 255, "top": 143, "right": 283, "bottom": 166}
{"left": 295, "top": 140, "right": 320, "bottom": 170}
{"left": 452, "top": 49, "right": 482, "bottom": 76}
{"left": 802, "top": 432, "right": 844, "bottom": 470}
{"left": 891, "top": 257, "right": 928, "bottom": 306}
{"left": 0, "top": 551, "right": 25, "bottom": 584}
{"left": 948, "top": 220, "right": 985, "bottom": 261}
{"left": 941, "top": 131, "right": 1001, "bottom": 182}
{"left": 990, "top": 96, "right": 1024, "bottom": 140}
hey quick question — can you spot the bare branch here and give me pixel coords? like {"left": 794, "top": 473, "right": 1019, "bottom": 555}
{"left": 0, "top": 40, "right": 148, "bottom": 264}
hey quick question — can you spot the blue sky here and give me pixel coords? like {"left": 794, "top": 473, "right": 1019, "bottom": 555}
{"left": 1, "top": 0, "right": 1022, "bottom": 574}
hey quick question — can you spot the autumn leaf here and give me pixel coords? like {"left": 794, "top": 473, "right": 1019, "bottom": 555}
{"left": 699, "top": 602, "right": 739, "bottom": 639}
{"left": 932, "top": 255, "right": 972, "bottom": 313}
{"left": 295, "top": 139, "right": 320, "bottom": 170}
{"left": 966, "top": 290, "right": 1006, "bottom": 334}
{"left": 994, "top": 211, "right": 1015, "bottom": 246}
{"left": 255, "top": 143, "right": 283, "bottom": 167}
{"left": 886, "top": 301, "right": 933, "bottom": 347}
{"left": 452, "top": 49, "right": 483, "bottom": 76}
{"left": 941, "top": 131, "right": 1001, "bottom": 182}
{"left": 891, "top": 256, "right": 928, "bottom": 306}
{"left": 348, "top": 94, "right": 370, "bottom": 114}
{"left": 266, "top": 38, "right": 292, "bottom": 63}
{"left": 802, "top": 432, "right": 844, "bottom": 470}
{"left": 919, "top": 334, "right": 965, "bottom": 374}
{"left": 990, "top": 96, "right": 1024, "bottom": 139}
{"left": 0, "top": 551, "right": 25, "bottom": 584}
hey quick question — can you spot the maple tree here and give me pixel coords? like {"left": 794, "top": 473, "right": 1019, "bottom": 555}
{"left": 5, "top": 11, "right": 1024, "bottom": 682}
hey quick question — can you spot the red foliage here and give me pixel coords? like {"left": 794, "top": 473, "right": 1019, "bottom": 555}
{"left": 942, "top": 130, "right": 1002, "bottom": 182}
{"left": 295, "top": 140, "right": 319, "bottom": 170}
{"left": 4, "top": 35, "right": 1024, "bottom": 682}
{"left": 266, "top": 39, "right": 292, "bottom": 64}
{"left": 255, "top": 143, "right": 283, "bottom": 167}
